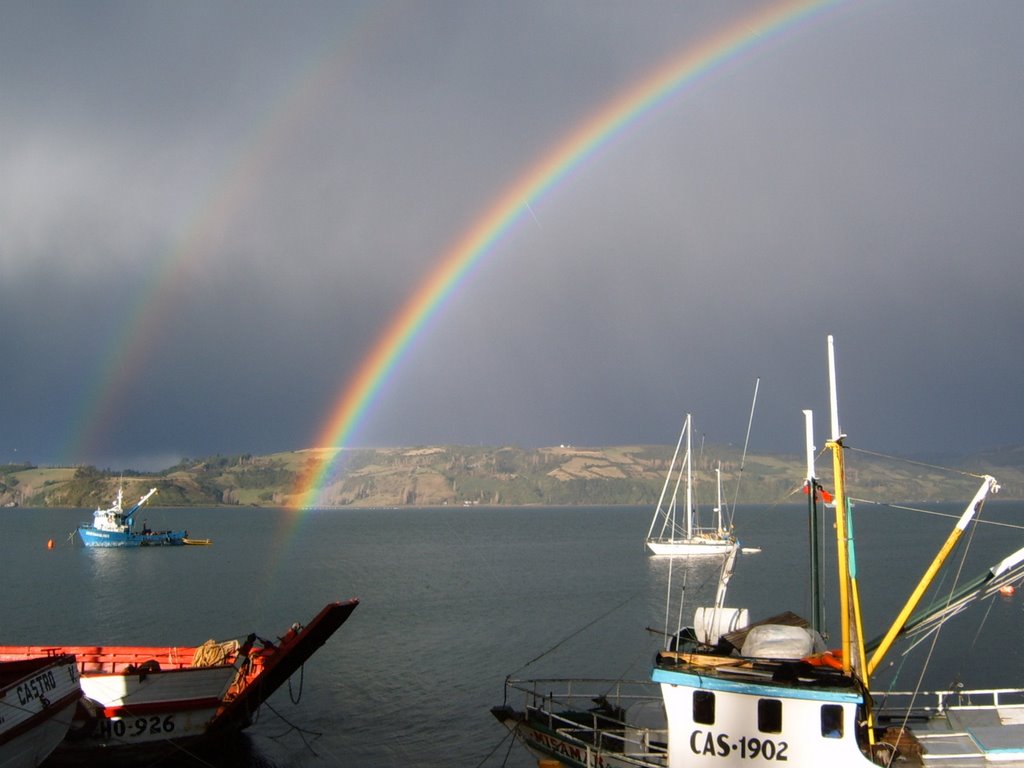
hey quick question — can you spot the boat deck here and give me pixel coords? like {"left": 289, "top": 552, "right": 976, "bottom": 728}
{"left": 876, "top": 689, "right": 1024, "bottom": 766}
{"left": 891, "top": 709, "right": 1024, "bottom": 766}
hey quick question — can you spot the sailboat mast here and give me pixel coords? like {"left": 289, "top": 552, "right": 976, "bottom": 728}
{"left": 646, "top": 416, "right": 687, "bottom": 543}
{"left": 714, "top": 463, "right": 723, "bottom": 536}
{"left": 803, "top": 410, "right": 822, "bottom": 635}
{"left": 685, "top": 413, "right": 693, "bottom": 540}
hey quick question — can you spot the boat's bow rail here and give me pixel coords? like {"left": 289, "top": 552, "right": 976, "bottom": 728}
{"left": 874, "top": 686, "right": 1024, "bottom": 719}
{"left": 501, "top": 677, "right": 669, "bottom": 765}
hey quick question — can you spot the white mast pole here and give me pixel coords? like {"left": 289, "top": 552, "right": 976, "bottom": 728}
{"left": 685, "top": 413, "right": 693, "bottom": 540}
{"left": 715, "top": 463, "right": 723, "bottom": 535}
{"left": 803, "top": 409, "right": 815, "bottom": 481}
{"left": 828, "top": 335, "right": 841, "bottom": 441}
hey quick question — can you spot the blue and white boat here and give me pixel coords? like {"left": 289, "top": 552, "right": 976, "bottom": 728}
{"left": 78, "top": 487, "right": 188, "bottom": 547}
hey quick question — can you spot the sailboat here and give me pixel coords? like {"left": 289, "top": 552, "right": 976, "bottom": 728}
{"left": 494, "top": 336, "right": 1024, "bottom": 767}
{"left": 645, "top": 414, "right": 737, "bottom": 556}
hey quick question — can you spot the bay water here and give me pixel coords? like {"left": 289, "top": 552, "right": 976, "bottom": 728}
{"left": 3, "top": 499, "right": 1023, "bottom": 767}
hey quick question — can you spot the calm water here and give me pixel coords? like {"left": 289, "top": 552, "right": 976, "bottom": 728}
{"left": 4, "top": 499, "right": 1024, "bottom": 767}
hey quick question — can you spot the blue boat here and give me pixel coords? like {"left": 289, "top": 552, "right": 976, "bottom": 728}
{"left": 77, "top": 487, "right": 189, "bottom": 547}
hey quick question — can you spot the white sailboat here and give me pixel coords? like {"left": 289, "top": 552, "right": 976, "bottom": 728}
{"left": 645, "top": 414, "right": 737, "bottom": 557}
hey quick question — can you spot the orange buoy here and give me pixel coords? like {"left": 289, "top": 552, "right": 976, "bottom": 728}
{"left": 46, "top": 538, "right": 54, "bottom": 550}
{"left": 1000, "top": 585, "right": 1015, "bottom": 597}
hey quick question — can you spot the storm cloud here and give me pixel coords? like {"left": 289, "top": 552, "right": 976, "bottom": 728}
{"left": 1, "top": 1, "right": 1021, "bottom": 470}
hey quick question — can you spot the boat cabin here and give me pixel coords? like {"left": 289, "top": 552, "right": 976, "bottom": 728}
{"left": 654, "top": 617, "right": 880, "bottom": 766}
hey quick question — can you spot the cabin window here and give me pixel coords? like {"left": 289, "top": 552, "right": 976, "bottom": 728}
{"left": 757, "top": 699, "right": 782, "bottom": 733}
{"left": 693, "top": 691, "right": 715, "bottom": 725}
{"left": 821, "top": 705, "right": 843, "bottom": 738}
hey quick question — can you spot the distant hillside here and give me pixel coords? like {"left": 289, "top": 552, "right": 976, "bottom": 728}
{"left": 2, "top": 443, "right": 1022, "bottom": 510}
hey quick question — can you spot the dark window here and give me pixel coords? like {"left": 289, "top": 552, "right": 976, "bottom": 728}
{"left": 693, "top": 690, "right": 715, "bottom": 725}
{"left": 758, "top": 699, "right": 782, "bottom": 733}
{"left": 821, "top": 705, "right": 843, "bottom": 738}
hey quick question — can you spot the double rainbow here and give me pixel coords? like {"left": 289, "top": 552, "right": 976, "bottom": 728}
{"left": 291, "top": 0, "right": 845, "bottom": 509}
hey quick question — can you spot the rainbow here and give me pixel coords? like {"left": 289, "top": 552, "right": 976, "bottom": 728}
{"left": 67, "top": 6, "right": 387, "bottom": 465}
{"left": 291, "top": 0, "right": 846, "bottom": 509}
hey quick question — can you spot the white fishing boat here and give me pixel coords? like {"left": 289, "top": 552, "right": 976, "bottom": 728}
{"left": 645, "top": 414, "right": 737, "bottom": 557}
{"left": 0, "top": 654, "right": 80, "bottom": 768}
{"left": 494, "top": 336, "right": 1024, "bottom": 767}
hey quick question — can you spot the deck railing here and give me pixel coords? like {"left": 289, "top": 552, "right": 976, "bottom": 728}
{"left": 505, "top": 677, "right": 669, "bottom": 766}
{"left": 873, "top": 686, "right": 1024, "bottom": 717}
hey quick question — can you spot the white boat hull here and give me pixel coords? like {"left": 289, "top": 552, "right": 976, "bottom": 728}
{"left": 0, "top": 656, "right": 81, "bottom": 768}
{"left": 77, "top": 665, "right": 239, "bottom": 747}
{"left": 0, "top": 701, "right": 79, "bottom": 768}
{"left": 646, "top": 539, "right": 737, "bottom": 557}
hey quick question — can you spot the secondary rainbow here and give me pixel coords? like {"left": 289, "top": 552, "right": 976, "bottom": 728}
{"left": 292, "top": 0, "right": 846, "bottom": 509}
{"left": 66, "top": 7, "right": 387, "bottom": 465}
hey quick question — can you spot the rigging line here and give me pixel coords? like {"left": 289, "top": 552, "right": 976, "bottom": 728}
{"left": 957, "top": 587, "right": 999, "bottom": 685}
{"left": 728, "top": 377, "right": 760, "bottom": 529}
{"left": 506, "top": 590, "right": 641, "bottom": 679}
{"left": 847, "top": 498, "right": 1024, "bottom": 532}
{"left": 889, "top": 572, "right": 956, "bottom": 753}
{"left": 473, "top": 725, "right": 518, "bottom": 768}
{"left": 262, "top": 699, "right": 324, "bottom": 747}
{"left": 942, "top": 497, "right": 988, "bottom": 684}
{"left": 846, "top": 446, "right": 990, "bottom": 480}
{"left": 599, "top": 627, "right": 669, "bottom": 702}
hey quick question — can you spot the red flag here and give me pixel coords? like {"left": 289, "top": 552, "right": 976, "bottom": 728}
{"left": 803, "top": 482, "right": 834, "bottom": 503}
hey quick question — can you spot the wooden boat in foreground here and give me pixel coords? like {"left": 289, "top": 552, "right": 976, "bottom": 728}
{"left": 0, "top": 598, "right": 358, "bottom": 763}
{"left": 495, "top": 337, "right": 1024, "bottom": 767}
{"left": 0, "top": 655, "right": 81, "bottom": 768}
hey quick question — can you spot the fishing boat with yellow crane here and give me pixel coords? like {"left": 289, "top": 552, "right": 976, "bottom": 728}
{"left": 493, "top": 336, "right": 1024, "bottom": 767}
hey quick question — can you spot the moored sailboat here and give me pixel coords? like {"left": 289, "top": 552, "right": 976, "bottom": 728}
{"left": 645, "top": 414, "right": 737, "bottom": 557}
{"left": 494, "top": 336, "right": 1024, "bottom": 767}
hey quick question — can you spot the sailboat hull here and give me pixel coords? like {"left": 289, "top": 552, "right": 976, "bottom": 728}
{"left": 646, "top": 539, "right": 736, "bottom": 557}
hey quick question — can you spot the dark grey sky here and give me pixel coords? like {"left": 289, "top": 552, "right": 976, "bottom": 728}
{"left": 2, "top": 1, "right": 1022, "bottom": 471}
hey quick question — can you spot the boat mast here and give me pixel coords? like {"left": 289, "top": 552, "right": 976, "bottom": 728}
{"left": 646, "top": 416, "right": 687, "bottom": 544}
{"left": 714, "top": 463, "right": 723, "bottom": 536}
{"left": 803, "top": 409, "right": 823, "bottom": 635}
{"left": 685, "top": 413, "right": 693, "bottom": 540}
{"left": 826, "top": 336, "right": 869, "bottom": 683}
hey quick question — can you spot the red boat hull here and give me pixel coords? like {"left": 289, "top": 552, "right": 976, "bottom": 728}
{"left": 0, "top": 599, "right": 358, "bottom": 763}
